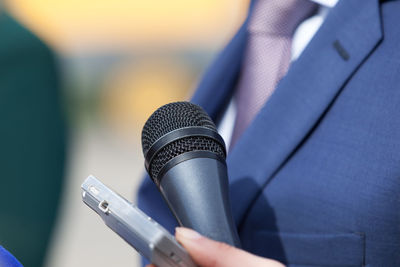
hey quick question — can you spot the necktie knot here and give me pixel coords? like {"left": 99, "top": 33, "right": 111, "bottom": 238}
{"left": 249, "top": 0, "right": 318, "bottom": 36}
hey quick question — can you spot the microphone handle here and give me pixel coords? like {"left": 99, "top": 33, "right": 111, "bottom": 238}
{"left": 159, "top": 157, "right": 241, "bottom": 247}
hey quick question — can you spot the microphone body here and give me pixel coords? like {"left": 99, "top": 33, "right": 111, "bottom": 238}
{"left": 160, "top": 157, "right": 240, "bottom": 247}
{"left": 142, "top": 102, "right": 241, "bottom": 247}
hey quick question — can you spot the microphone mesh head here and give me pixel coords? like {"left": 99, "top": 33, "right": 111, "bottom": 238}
{"left": 142, "top": 102, "right": 217, "bottom": 155}
{"left": 141, "top": 102, "right": 225, "bottom": 181}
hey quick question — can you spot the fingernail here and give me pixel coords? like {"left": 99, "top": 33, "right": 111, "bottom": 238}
{"left": 175, "top": 227, "right": 202, "bottom": 240}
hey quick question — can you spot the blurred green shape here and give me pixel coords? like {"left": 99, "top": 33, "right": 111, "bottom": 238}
{"left": 0, "top": 11, "right": 66, "bottom": 267}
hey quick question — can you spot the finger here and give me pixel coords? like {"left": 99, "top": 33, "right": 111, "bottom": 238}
{"left": 175, "top": 227, "right": 284, "bottom": 267}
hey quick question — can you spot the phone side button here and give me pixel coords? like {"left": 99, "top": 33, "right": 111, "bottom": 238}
{"left": 169, "top": 252, "right": 181, "bottom": 264}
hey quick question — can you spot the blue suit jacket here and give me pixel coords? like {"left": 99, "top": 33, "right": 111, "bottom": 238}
{"left": 138, "top": 0, "right": 400, "bottom": 266}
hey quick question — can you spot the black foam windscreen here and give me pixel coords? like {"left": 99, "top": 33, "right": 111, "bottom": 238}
{"left": 141, "top": 102, "right": 226, "bottom": 182}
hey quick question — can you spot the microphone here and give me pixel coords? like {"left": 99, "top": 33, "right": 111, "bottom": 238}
{"left": 141, "top": 101, "right": 241, "bottom": 247}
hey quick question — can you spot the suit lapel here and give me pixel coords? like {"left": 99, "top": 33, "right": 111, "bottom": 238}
{"left": 228, "top": 0, "right": 383, "bottom": 227}
{"left": 191, "top": 1, "right": 259, "bottom": 122}
{"left": 191, "top": 25, "right": 247, "bottom": 122}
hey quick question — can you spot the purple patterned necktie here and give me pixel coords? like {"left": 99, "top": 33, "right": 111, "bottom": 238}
{"left": 230, "top": 0, "right": 317, "bottom": 148}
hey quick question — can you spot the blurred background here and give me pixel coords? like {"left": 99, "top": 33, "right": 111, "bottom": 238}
{"left": 0, "top": 0, "right": 248, "bottom": 266}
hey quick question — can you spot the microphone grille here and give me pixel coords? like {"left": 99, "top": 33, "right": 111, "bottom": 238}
{"left": 141, "top": 102, "right": 225, "bottom": 181}
{"left": 141, "top": 102, "right": 217, "bottom": 155}
{"left": 150, "top": 136, "right": 226, "bottom": 180}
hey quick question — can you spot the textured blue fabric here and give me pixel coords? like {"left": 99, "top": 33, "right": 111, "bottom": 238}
{"left": 138, "top": 0, "right": 400, "bottom": 266}
{"left": 0, "top": 247, "right": 23, "bottom": 267}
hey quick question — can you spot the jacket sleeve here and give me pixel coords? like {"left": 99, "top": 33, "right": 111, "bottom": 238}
{"left": 0, "top": 246, "right": 24, "bottom": 267}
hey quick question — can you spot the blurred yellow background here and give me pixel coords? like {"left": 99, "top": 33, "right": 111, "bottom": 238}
{"left": 2, "top": 0, "right": 248, "bottom": 266}
{"left": 8, "top": 0, "right": 247, "bottom": 52}
{"left": 6, "top": 0, "right": 248, "bottom": 134}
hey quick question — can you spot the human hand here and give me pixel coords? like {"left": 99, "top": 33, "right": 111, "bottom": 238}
{"left": 147, "top": 227, "right": 285, "bottom": 267}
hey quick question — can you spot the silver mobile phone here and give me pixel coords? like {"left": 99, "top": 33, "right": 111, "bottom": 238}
{"left": 81, "top": 175, "right": 196, "bottom": 267}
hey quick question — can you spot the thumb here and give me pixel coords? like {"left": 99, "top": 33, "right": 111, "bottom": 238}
{"left": 175, "top": 227, "right": 284, "bottom": 267}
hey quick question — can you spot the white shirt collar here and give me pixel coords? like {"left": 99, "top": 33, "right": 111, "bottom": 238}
{"left": 311, "top": 0, "right": 339, "bottom": 8}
